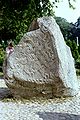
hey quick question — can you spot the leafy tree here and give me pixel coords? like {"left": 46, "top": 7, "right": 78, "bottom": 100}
{"left": 66, "top": 40, "right": 79, "bottom": 60}
{"left": 75, "top": 17, "right": 80, "bottom": 45}
{"left": 54, "top": 16, "right": 80, "bottom": 69}
{"left": 0, "top": 44, "right": 5, "bottom": 71}
{"left": 69, "top": 17, "right": 80, "bottom": 45}
{"left": 68, "top": 23, "right": 76, "bottom": 41}
{"left": 0, "top": 0, "right": 54, "bottom": 45}
{"left": 0, "top": 0, "right": 78, "bottom": 69}
{"left": 0, "top": 0, "right": 76, "bottom": 45}
{"left": 54, "top": 17, "right": 72, "bottom": 40}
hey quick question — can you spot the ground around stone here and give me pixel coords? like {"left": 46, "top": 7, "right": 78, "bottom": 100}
{"left": 0, "top": 76, "right": 80, "bottom": 120}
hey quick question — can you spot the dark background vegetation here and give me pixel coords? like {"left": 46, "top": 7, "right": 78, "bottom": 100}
{"left": 0, "top": 0, "right": 80, "bottom": 74}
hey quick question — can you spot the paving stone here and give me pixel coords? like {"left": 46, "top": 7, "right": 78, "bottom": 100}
{"left": 0, "top": 78, "right": 80, "bottom": 120}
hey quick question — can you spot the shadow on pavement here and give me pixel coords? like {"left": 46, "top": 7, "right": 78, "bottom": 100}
{"left": 38, "top": 112, "right": 80, "bottom": 120}
{"left": 0, "top": 88, "right": 12, "bottom": 99}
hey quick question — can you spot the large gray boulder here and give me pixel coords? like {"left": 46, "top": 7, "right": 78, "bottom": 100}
{"left": 3, "top": 16, "right": 79, "bottom": 98}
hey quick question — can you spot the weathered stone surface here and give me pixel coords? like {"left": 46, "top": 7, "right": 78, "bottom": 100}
{"left": 3, "top": 16, "right": 79, "bottom": 98}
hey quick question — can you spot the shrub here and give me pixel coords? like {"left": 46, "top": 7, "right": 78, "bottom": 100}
{"left": 0, "top": 44, "right": 5, "bottom": 71}
{"left": 66, "top": 40, "right": 80, "bottom": 69}
{"left": 75, "top": 55, "right": 80, "bottom": 69}
{"left": 66, "top": 40, "right": 79, "bottom": 60}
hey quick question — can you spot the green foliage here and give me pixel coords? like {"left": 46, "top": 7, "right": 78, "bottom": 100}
{"left": 66, "top": 40, "right": 80, "bottom": 69}
{"left": 66, "top": 40, "right": 79, "bottom": 60}
{"left": 0, "top": 0, "right": 75, "bottom": 45}
{"left": 68, "top": 0, "right": 76, "bottom": 9}
{"left": 0, "top": 0, "right": 79, "bottom": 69}
{"left": 78, "top": 45, "right": 80, "bottom": 54}
{"left": 0, "top": 8, "right": 30, "bottom": 45}
{"left": 0, "top": 0, "right": 54, "bottom": 45}
{"left": 76, "top": 68, "right": 80, "bottom": 75}
{"left": 0, "top": 44, "right": 5, "bottom": 71}
{"left": 54, "top": 17, "right": 72, "bottom": 40}
{"left": 76, "top": 55, "right": 80, "bottom": 69}
{"left": 55, "top": 16, "right": 80, "bottom": 68}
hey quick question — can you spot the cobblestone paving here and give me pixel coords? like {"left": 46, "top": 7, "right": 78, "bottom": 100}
{"left": 0, "top": 77, "right": 80, "bottom": 120}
